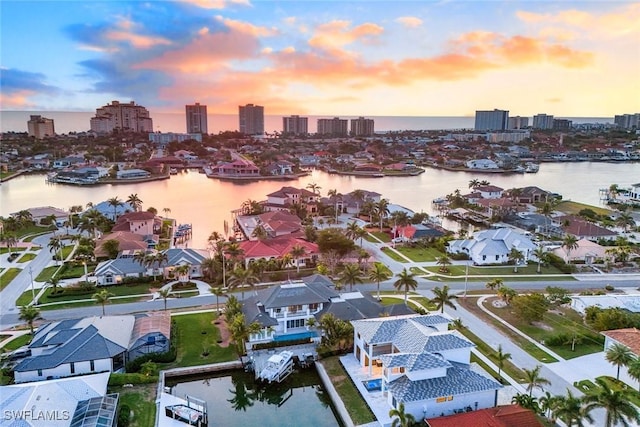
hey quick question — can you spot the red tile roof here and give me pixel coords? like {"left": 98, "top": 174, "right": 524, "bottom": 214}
{"left": 602, "top": 328, "right": 640, "bottom": 355}
{"left": 427, "top": 405, "right": 543, "bottom": 427}
{"left": 559, "top": 215, "right": 617, "bottom": 237}
{"left": 240, "top": 236, "right": 318, "bottom": 259}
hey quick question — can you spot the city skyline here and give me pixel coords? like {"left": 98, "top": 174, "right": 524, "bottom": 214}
{"left": 1, "top": 1, "right": 639, "bottom": 116}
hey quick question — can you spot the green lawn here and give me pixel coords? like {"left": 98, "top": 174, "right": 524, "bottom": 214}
{"left": 368, "top": 231, "right": 391, "bottom": 242}
{"left": 459, "top": 299, "right": 558, "bottom": 363}
{"left": 58, "top": 263, "right": 97, "bottom": 279}
{"left": 393, "top": 246, "right": 444, "bottom": 262}
{"left": 424, "top": 263, "right": 571, "bottom": 277}
{"left": 0, "top": 248, "right": 26, "bottom": 254}
{"left": 457, "top": 327, "right": 527, "bottom": 383}
{"left": 0, "top": 268, "right": 22, "bottom": 291}
{"left": 16, "top": 282, "right": 158, "bottom": 307}
{"left": 59, "top": 245, "right": 74, "bottom": 260}
{"left": 35, "top": 266, "right": 59, "bottom": 282}
{"left": 596, "top": 376, "right": 640, "bottom": 407}
{"left": 378, "top": 294, "right": 437, "bottom": 311}
{"left": 16, "top": 253, "right": 36, "bottom": 263}
{"left": 170, "top": 312, "right": 237, "bottom": 367}
{"left": 556, "top": 201, "right": 613, "bottom": 217}
{"left": 1, "top": 334, "right": 32, "bottom": 352}
{"left": 321, "top": 356, "right": 376, "bottom": 425}
{"left": 483, "top": 299, "right": 603, "bottom": 359}
{"left": 112, "top": 384, "right": 157, "bottom": 427}
{"left": 24, "top": 232, "right": 51, "bottom": 242}
{"left": 380, "top": 247, "right": 409, "bottom": 262}
{"left": 13, "top": 224, "right": 57, "bottom": 239}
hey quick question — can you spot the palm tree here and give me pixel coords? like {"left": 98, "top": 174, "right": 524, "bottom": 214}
{"left": 251, "top": 224, "right": 269, "bottom": 240}
{"left": 126, "top": 193, "right": 143, "bottom": 212}
{"left": 229, "top": 266, "right": 259, "bottom": 299}
{"left": 47, "top": 236, "right": 63, "bottom": 265}
{"left": 2, "top": 233, "right": 17, "bottom": 254}
{"left": 562, "top": 234, "right": 579, "bottom": 263}
{"left": 68, "top": 205, "right": 83, "bottom": 228}
{"left": 495, "top": 344, "right": 511, "bottom": 382}
{"left": 605, "top": 343, "right": 634, "bottom": 380}
{"left": 306, "top": 182, "right": 321, "bottom": 195}
{"left": 19, "top": 305, "right": 42, "bottom": 335}
{"left": 583, "top": 377, "right": 640, "bottom": 427}
{"left": 158, "top": 288, "right": 172, "bottom": 311}
{"left": 511, "top": 393, "right": 539, "bottom": 412}
{"left": 345, "top": 221, "right": 361, "bottom": 241}
{"left": 211, "top": 286, "right": 225, "bottom": 311}
{"left": 539, "top": 391, "right": 560, "bottom": 421}
{"left": 497, "top": 286, "right": 517, "bottom": 305}
{"left": 93, "top": 289, "right": 114, "bottom": 316}
{"left": 327, "top": 188, "right": 340, "bottom": 223}
{"left": 388, "top": 402, "right": 415, "bottom": 427}
{"left": 486, "top": 278, "right": 503, "bottom": 291}
{"left": 435, "top": 255, "right": 451, "bottom": 273}
{"left": 468, "top": 178, "right": 480, "bottom": 189}
{"left": 228, "top": 312, "right": 262, "bottom": 355}
{"left": 107, "top": 196, "right": 123, "bottom": 220}
{"left": 431, "top": 285, "right": 457, "bottom": 313}
{"left": 369, "top": 262, "right": 392, "bottom": 301}
{"left": 393, "top": 268, "right": 417, "bottom": 305}
{"left": 289, "top": 244, "right": 306, "bottom": 273}
{"left": 46, "top": 276, "right": 61, "bottom": 294}
{"left": 201, "top": 257, "right": 219, "bottom": 283}
{"left": 224, "top": 242, "right": 244, "bottom": 268}
{"left": 375, "top": 199, "right": 390, "bottom": 231}
{"left": 338, "top": 263, "right": 363, "bottom": 292}
{"left": 174, "top": 264, "right": 191, "bottom": 282}
{"left": 538, "top": 202, "right": 554, "bottom": 235}
{"left": 163, "top": 207, "right": 171, "bottom": 218}
{"left": 533, "top": 246, "right": 548, "bottom": 273}
{"left": 616, "top": 212, "right": 636, "bottom": 232}
{"left": 354, "top": 227, "right": 368, "bottom": 247}
{"left": 554, "top": 389, "right": 594, "bottom": 427}
{"left": 523, "top": 365, "right": 550, "bottom": 396}
{"left": 627, "top": 357, "right": 640, "bottom": 391}
{"left": 508, "top": 248, "right": 524, "bottom": 272}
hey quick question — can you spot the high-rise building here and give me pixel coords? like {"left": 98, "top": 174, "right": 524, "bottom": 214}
{"left": 317, "top": 117, "right": 348, "bottom": 136}
{"left": 185, "top": 103, "right": 208, "bottom": 134}
{"left": 350, "top": 117, "right": 375, "bottom": 136}
{"left": 532, "top": 114, "right": 554, "bottom": 130}
{"left": 474, "top": 109, "right": 509, "bottom": 131}
{"left": 239, "top": 104, "right": 264, "bottom": 135}
{"left": 614, "top": 113, "right": 640, "bottom": 129}
{"left": 27, "top": 115, "right": 55, "bottom": 139}
{"left": 553, "top": 119, "right": 573, "bottom": 131}
{"left": 90, "top": 100, "right": 153, "bottom": 134}
{"left": 507, "top": 116, "right": 529, "bottom": 130}
{"left": 282, "top": 115, "right": 308, "bottom": 135}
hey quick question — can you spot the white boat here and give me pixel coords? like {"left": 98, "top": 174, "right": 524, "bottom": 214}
{"left": 258, "top": 350, "right": 294, "bottom": 383}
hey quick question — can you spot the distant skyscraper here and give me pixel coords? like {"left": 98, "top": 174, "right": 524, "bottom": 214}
{"left": 90, "top": 100, "right": 153, "bottom": 134}
{"left": 27, "top": 115, "right": 55, "bottom": 139}
{"left": 553, "top": 119, "right": 572, "bottom": 131}
{"left": 532, "top": 114, "right": 554, "bottom": 130}
{"left": 507, "top": 116, "right": 529, "bottom": 130}
{"left": 282, "top": 115, "right": 308, "bottom": 135}
{"left": 239, "top": 104, "right": 264, "bottom": 135}
{"left": 614, "top": 113, "right": 640, "bottom": 129}
{"left": 474, "top": 109, "right": 509, "bottom": 131}
{"left": 350, "top": 117, "right": 375, "bottom": 136}
{"left": 185, "top": 103, "right": 208, "bottom": 134}
{"left": 317, "top": 117, "right": 348, "bottom": 136}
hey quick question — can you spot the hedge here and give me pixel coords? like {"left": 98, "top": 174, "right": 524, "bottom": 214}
{"left": 252, "top": 337, "right": 313, "bottom": 350}
{"left": 108, "top": 373, "right": 158, "bottom": 386}
{"left": 125, "top": 346, "right": 177, "bottom": 373}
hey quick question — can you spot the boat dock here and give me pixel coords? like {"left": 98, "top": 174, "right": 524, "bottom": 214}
{"left": 242, "top": 343, "right": 318, "bottom": 383}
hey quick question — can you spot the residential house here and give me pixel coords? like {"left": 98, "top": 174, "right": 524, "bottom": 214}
{"left": 475, "top": 185, "right": 504, "bottom": 199}
{"left": 559, "top": 215, "right": 618, "bottom": 241}
{"left": 263, "top": 186, "right": 320, "bottom": 216}
{"left": 475, "top": 198, "right": 519, "bottom": 218}
{"left": 89, "top": 201, "right": 134, "bottom": 221}
{"left": 602, "top": 328, "right": 640, "bottom": 356}
{"left": 94, "top": 257, "right": 146, "bottom": 285}
{"left": 217, "top": 157, "right": 260, "bottom": 176}
{"left": 239, "top": 236, "right": 319, "bottom": 269}
{"left": 52, "top": 156, "right": 84, "bottom": 168}
{"left": 571, "top": 295, "right": 640, "bottom": 315}
{"left": 340, "top": 190, "right": 382, "bottom": 215}
{"left": 94, "top": 231, "right": 154, "bottom": 258}
{"left": 266, "top": 160, "right": 294, "bottom": 175}
{"left": 393, "top": 224, "right": 446, "bottom": 242}
{"left": 350, "top": 314, "right": 502, "bottom": 421}
{"left": 447, "top": 228, "right": 536, "bottom": 265}
{"left": 551, "top": 238, "right": 614, "bottom": 264}
{"left": 512, "top": 186, "right": 551, "bottom": 204}
{"left": 236, "top": 210, "right": 304, "bottom": 241}
{"left": 116, "top": 168, "right": 151, "bottom": 179}
{"left": 13, "top": 315, "right": 170, "bottom": 383}
{"left": 12, "top": 206, "right": 68, "bottom": 226}
{"left": 112, "top": 211, "right": 161, "bottom": 236}
{"left": 0, "top": 372, "right": 118, "bottom": 427}
{"left": 241, "top": 275, "right": 413, "bottom": 346}
{"left": 427, "top": 404, "right": 544, "bottom": 427}
{"left": 163, "top": 248, "right": 209, "bottom": 280}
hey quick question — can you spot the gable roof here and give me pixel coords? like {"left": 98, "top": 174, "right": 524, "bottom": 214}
{"left": 239, "top": 236, "right": 318, "bottom": 259}
{"left": 602, "top": 328, "right": 640, "bottom": 355}
{"left": 94, "top": 257, "right": 146, "bottom": 276}
{"left": 559, "top": 215, "right": 618, "bottom": 238}
{"left": 352, "top": 314, "right": 452, "bottom": 347}
{"left": 163, "top": 248, "right": 208, "bottom": 266}
{"left": 380, "top": 352, "right": 451, "bottom": 372}
{"left": 427, "top": 404, "right": 543, "bottom": 427}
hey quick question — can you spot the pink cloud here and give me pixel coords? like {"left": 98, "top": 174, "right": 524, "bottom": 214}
{"left": 395, "top": 16, "right": 423, "bottom": 28}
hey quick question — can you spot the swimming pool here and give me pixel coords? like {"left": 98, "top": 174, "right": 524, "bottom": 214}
{"left": 363, "top": 378, "right": 382, "bottom": 392}
{"left": 273, "top": 331, "right": 318, "bottom": 342}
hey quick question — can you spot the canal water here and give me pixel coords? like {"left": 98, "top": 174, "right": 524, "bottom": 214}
{"left": 165, "top": 369, "right": 344, "bottom": 427}
{"left": 2, "top": 162, "right": 637, "bottom": 248}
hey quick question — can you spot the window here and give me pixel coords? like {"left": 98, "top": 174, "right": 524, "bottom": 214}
{"left": 70, "top": 362, "right": 75, "bottom": 374}
{"left": 90, "top": 360, "right": 95, "bottom": 371}
{"left": 37, "top": 369, "right": 43, "bottom": 377}
{"left": 309, "top": 303, "right": 319, "bottom": 311}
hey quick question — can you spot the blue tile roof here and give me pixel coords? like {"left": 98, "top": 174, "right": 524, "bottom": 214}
{"left": 380, "top": 352, "right": 451, "bottom": 372}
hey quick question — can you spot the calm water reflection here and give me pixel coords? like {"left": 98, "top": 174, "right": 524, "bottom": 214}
{"left": 1, "top": 163, "right": 636, "bottom": 247}
{"left": 167, "top": 369, "right": 343, "bottom": 427}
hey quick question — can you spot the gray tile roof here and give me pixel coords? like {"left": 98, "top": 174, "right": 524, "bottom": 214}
{"left": 387, "top": 366, "right": 502, "bottom": 402}
{"left": 352, "top": 315, "right": 450, "bottom": 345}
{"left": 380, "top": 352, "right": 452, "bottom": 372}
{"left": 163, "top": 248, "right": 208, "bottom": 266}
{"left": 94, "top": 258, "right": 146, "bottom": 276}
{"left": 260, "top": 280, "right": 338, "bottom": 309}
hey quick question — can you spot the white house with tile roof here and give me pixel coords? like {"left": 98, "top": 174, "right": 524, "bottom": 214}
{"left": 351, "top": 314, "right": 502, "bottom": 421}
{"left": 447, "top": 228, "right": 536, "bottom": 265}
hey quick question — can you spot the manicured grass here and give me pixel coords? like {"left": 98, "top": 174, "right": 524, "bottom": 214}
{"left": 393, "top": 246, "right": 444, "bottom": 262}
{"left": 380, "top": 247, "right": 409, "bottom": 262}
{"left": 16, "top": 282, "right": 159, "bottom": 307}
{"left": 457, "top": 327, "right": 527, "bottom": 383}
{"left": 16, "top": 253, "right": 36, "bottom": 263}
{"left": 378, "top": 294, "right": 437, "bottom": 311}
{"left": 36, "top": 296, "right": 146, "bottom": 311}
{"left": 58, "top": 263, "right": 97, "bottom": 279}
{"left": 483, "top": 298, "right": 603, "bottom": 359}
{"left": 424, "top": 263, "right": 570, "bottom": 277}
{"left": 112, "top": 384, "right": 157, "bottom": 427}
{"left": 556, "top": 201, "right": 613, "bottom": 217}
{"left": 0, "top": 268, "right": 22, "bottom": 291}
{"left": 321, "top": 356, "right": 376, "bottom": 425}
{"left": 13, "top": 224, "right": 57, "bottom": 239}
{"left": 596, "top": 376, "right": 640, "bottom": 407}
{"left": 0, "top": 248, "right": 26, "bottom": 254}
{"left": 24, "top": 232, "right": 50, "bottom": 242}
{"left": 574, "top": 379, "right": 597, "bottom": 394}
{"left": 59, "top": 245, "right": 74, "bottom": 260}
{"left": 35, "top": 266, "right": 59, "bottom": 282}
{"left": 459, "top": 298, "right": 558, "bottom": 363}
{"left": 170, "top": 312, "right": 237, "bottom": 367}
{"left": 1, "top": 334, "right": 32, "bottom": 352}
{"left": 369, "top": 231, "right": 391, "bottom": 242}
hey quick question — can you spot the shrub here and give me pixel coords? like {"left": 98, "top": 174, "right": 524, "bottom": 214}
{"left": 125, "top": 346, "right": 176, "bottom": 373}
{"left": 108, "top": 373, "right": 157, "bottom": 386}
{"left": 547, "top": 253, "right": 577, "bottom": 273}
{"left": 118, "top": 404, "right": 131, "bottom": 427}
{"left": 605, "top": 285, "right": 615, "bottom": 291}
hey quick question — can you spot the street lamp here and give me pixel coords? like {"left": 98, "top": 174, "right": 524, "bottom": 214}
{"left": 28, "top": 266, "right": 36, "bottom": 305}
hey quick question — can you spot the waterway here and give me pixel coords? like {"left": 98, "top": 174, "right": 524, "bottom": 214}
{"left": 166, "top": 369, "right": 343, "bottom": 427}
{"left": 1, "top": 162, "right": 637, "bottom": 248}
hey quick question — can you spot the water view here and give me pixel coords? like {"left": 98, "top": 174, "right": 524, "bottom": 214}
{"left": 2, "top": 162, "right": 637, "bottom": 248}
{"left": 166, "top": 369, "right": 343, "bottom": 427}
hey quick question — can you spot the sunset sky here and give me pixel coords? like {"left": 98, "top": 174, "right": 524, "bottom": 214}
{"left": 1, "top": 1, "right": 639, "bottom": 117}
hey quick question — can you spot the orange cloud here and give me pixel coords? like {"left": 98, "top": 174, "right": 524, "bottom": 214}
{"left": 0, "top": 91, "right": 35, "bottom": 108}
{"left": 308, "top": 20, "right": 383, "bottom": 54}
{"left": 395, "top": 16, "right": 423, "bottom": 28}
{"left": 105, "top": 30, "right": 173, "bottom": 49}
{"left": 182, "top": 0, "right": 251, "bottom": 9}
{"left": 215, "top": 16, "right": 279, "bottom": 37}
